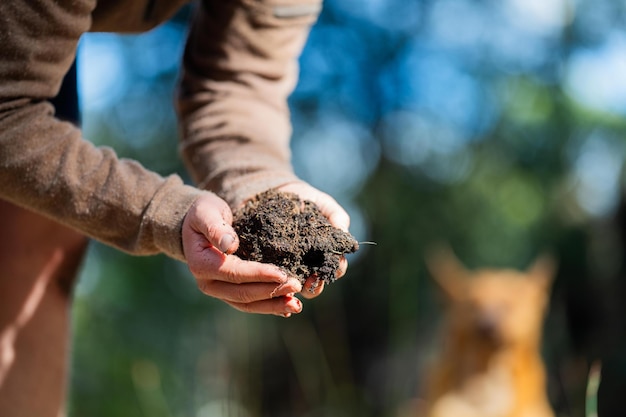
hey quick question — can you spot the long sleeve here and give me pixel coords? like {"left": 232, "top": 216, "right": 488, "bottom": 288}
{"left": 0, "top": 0, "right": 204, "bottom": 261}
{"left": 176, "top": 0, "right": 322, "bottom": 209}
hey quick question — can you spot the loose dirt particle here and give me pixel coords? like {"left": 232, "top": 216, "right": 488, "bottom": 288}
{"left": 233, "top": 190, "right": 359, "bottom": 287}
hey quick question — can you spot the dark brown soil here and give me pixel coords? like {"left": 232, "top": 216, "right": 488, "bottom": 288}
{"left": 233, "top": 190, "right": 359, "bottom": 288}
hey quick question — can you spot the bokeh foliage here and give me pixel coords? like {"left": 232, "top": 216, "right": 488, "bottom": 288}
{"left": 70, "top": 1, "right": 626, "bottom": 416}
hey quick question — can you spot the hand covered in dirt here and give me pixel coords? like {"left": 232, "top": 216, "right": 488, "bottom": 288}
{"left": 182, "top": 192, "right": 303, "bottom": 317}
{"left": 276, "top": 181, "right": 351, "bottom": 298}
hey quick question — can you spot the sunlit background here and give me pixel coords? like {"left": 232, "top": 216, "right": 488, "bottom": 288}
{"left": 70, "top": 1, "right": 626, "bottom": 416}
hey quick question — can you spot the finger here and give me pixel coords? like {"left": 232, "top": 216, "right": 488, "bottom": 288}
{"left": 336, "top": 256, "right": 348, "bottom": 279}
{"left": 198, "top": 278, "right": 302, "bottom": 304}
{"left": 187, "top": 244, "right": 288, "bottom": 285}
{"left": 300, "top": 256, "right": 347, "bottom": 299}
{"left": 189, "top": 194, "right": 239, "bottom": 254}
{"left": 278, "top": 183, "right": 351, "bottom": 232}
{"left": 319, "top": 198, "right": 350, "bottom": 232}
{"left": 300, "top": 276, "right": 325, "bottom": 299}
{"left": 226, "top": 294, "right": 303, "bottom": 316}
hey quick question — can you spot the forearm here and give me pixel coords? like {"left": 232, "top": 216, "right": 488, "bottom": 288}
{"left": 0, "top": 99, "right": 202, "bottom": 260}
{"left": 0, "top": 0, "right": 204, "bottom": 261}
{"left": 177, "top": 0, "right": 321, "bottom": 208}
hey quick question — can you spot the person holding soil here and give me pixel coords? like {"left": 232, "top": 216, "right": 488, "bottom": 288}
{"left": 0, "top": 0, "right": 350, "bottom": 415}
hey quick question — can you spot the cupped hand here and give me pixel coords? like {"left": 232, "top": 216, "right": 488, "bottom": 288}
{"left": 276, "top": 181, "right": 351, "bottom": 299}
{"left": 182, "top": 192, "right": 303, "bottom": 317}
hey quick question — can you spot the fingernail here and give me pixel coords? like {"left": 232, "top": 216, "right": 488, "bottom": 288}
{"left": 218, "top": 234, "right": 235, "bottom": 253}
{"left": 286, "top": 297, "right": 302, "bottom": 314}
{"left": 305, "top": 277, "right": 321, "bottom": 293}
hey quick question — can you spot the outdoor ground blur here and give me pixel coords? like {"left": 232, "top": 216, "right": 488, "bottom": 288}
{"left": 70, "top": 1, "right": 626, "bottom": 416}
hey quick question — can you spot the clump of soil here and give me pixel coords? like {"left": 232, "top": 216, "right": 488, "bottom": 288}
{"left": 233, "top": 190, "right": 359, "bottom": 288}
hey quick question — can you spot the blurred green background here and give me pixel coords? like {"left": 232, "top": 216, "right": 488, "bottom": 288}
{"left": 69, "top": 1, "right": 626, "bottom": 416}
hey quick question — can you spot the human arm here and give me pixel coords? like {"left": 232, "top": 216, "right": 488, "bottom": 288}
{"left": 176, "top": 0, "right": 320, "bottom": 208}
{"left": 0, "top": 0, "right": 305, "bottom": 317}
{"left": 0, "top": 0, "right": 205, "bottom": 260}
{"left": 177, "top": 0, "right": 351, "bottom": 299}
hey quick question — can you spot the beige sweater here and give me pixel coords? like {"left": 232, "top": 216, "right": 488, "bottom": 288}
{"left": 0, "top": 0, "right": 320, "bottom": 261}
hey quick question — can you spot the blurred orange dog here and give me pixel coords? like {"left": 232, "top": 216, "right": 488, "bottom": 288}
{"left": 422, "top": 247, "right": 555, "bottom": 417}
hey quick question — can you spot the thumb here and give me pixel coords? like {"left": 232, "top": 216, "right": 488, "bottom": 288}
{"left": 185, "top": 193, "right": 239, "bottom": 254}
{"left": 306, "top": 190, "right": 351, "bottom": 232}
{"left": 277, "top": 182, "right": 351, "bottom": 232}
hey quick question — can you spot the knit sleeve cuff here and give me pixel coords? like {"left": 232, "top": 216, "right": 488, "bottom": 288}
{"left": 143, "top": 176, "right": 206, "bottom": 262}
